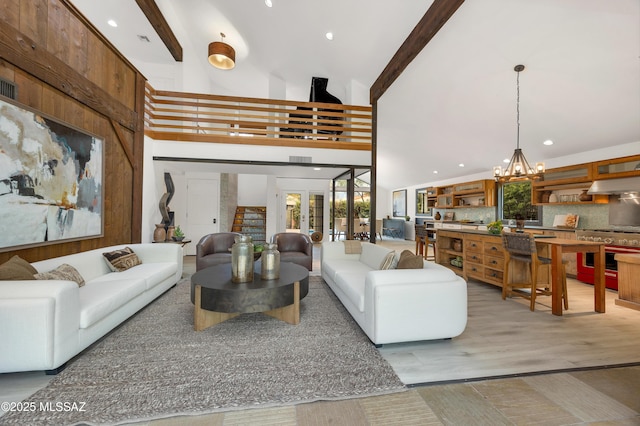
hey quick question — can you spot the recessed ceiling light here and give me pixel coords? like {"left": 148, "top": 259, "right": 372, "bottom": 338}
{"left": 325, "top": 32, "right": 334, "bottom": 41}
{"left": 543, "top": 139, "right": 554, "bottom": 145}
{"left": 313, "top": 167, "right": 321, "bottom": 171}
{"left": 265, "top": 0, "right": 273, "bottom": 7}
{"left": 459, "top": 163, "right": 465, "bottom": 167}
{"left": 503, "top": 158, "right": 510, "bottom": 163}
{"left": 107, "top": 19, "right": 118, "bottom": 27}
{"left": 433, "top": 170, "right": 438, "bottom": 174}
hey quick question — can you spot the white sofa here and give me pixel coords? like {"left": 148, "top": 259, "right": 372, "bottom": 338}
{"left": 0, "top": 243, "right": 183, "bottom": 374}
{"left": 321, "top": 241, "right": 467, "bottom": 345}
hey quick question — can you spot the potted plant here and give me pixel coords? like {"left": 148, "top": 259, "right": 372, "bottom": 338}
{"left": 253, "top": 243, "right": 265, "bottom": 260}
{"left": 487, "top": 220, "right": 503, "bottom": 235}
{"left": 172, "top": 225, "right": 185, "bottom": 241}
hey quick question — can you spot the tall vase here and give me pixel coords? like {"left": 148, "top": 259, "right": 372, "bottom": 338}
{"left": 261, "top": 243, "right": 280, "bottom": 280}
{"left": 231, "top": 235, "right": 254, "bottom": 283}
{"left": 153, "top": 224, "right": 166, "bottom": 242}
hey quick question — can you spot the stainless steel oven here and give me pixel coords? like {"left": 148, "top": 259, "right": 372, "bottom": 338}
{"left": 576, "top": 230, "right": 640, "bottom": 291}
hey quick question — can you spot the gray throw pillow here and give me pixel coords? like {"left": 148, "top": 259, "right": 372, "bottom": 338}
{"left": 35, "top": 263, "right": 85, "bottom": 287}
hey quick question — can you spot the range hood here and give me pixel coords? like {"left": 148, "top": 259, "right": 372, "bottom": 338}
{"left": 587, "top": 176, "right": 640, "bottom": 195}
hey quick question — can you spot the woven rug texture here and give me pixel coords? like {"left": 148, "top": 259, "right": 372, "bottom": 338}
{"left": 1, "top": 276, "right": 404, "bottom": 425}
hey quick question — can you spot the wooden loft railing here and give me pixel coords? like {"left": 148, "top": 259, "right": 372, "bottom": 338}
{"left": 144, "top": 83, "right": 372, "bottom": 151}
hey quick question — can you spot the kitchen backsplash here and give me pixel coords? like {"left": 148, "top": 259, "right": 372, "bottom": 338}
{"left": 543, "top": 204, "right": 609, "bottom": 230}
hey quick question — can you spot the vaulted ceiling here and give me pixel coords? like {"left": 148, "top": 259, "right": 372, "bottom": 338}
{"left": 71, "top": 0, "right": 640, "bottom": 190}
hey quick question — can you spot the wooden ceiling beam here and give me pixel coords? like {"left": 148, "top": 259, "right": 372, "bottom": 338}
{"left": 369, "top": 0, "right": 465, "bottom": 103}
{"left": 134, "top": 0, "right": 183, "bottom": 62}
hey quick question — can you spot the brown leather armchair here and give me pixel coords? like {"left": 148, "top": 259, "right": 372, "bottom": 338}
{"left": 271, "top": 232, "right": 313, "bottom": 271}
{"left": 196, "top": 232, "right": 241, "bottom": 271}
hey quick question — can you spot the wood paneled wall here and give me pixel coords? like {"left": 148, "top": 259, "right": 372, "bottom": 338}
{"left": 0, "top": 0, "right": 145, "bottom": 263}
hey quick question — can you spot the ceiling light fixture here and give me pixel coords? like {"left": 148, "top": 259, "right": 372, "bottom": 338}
{"left": 107, "top": 19, "right": 118, "bottom": 27}
{"left": 208, "top": 32, "right": 235, "bottom": 70}
{"left": 325, "top": 32, "right": 334, "bottom": 41}
{"left": 493, "top": 65, "right": 544, "bottom": 182}
{"left": 265, "top": 0, "right": 273, "bottom": 7}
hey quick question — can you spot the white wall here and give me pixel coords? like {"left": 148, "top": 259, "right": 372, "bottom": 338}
{"left": 238, "top": 175, "right": 267, "bottom": 206}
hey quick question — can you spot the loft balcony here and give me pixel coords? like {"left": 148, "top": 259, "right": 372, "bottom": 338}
{"left": 144, "top": 84, "right": 372, "bottom": 152}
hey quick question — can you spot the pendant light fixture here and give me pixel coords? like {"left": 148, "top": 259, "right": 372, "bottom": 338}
{"left": 208, "top": 32, "right": 235, "bottom": 70}
{"left": 493, "top": 65, "right": 544, "bottom": 182}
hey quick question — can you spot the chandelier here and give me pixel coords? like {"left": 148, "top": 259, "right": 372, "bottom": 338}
{"left": 493, "top": 65, "right": 544, "bottom": 182}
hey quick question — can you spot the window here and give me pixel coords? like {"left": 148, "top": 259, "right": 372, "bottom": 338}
{"left": 499, "top": 180, "right": 541, "bottom": 225}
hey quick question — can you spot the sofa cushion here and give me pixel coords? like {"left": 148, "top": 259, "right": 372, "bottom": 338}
{"left": 335, "top": 271, "right": 366, "bottom": 312}
{"left": 34, "top": 264, "right": 85, "bottom": 287}
{"left": 0, "top": 256, "right": 37, "bottom": 280}
{"left": 103, "top": 247, "right": 142, "bottom": 272}
{"left": 397, "top": 250, "right": 424, "bottom": 269}
{"left": 79, "top": 278, "right": 147, "bottom": 328}
{"left": 323, "top": 259, "right": 372, "bottom": 283}
{"left": 360, "top": 243, "right": 394, "bottom": 270}
{"left": 91, "top": 263, "right": 177, "bottom": 290}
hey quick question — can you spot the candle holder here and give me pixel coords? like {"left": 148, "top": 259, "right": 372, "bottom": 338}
{"left": 261, "top": 243, "right": 280, "bottom": 280}
{"left": 231, "top": 235, "right": 254, "bottom": 283}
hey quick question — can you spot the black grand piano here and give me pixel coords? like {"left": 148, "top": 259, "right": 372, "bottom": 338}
{"left": 282, "top": 77, "right": 343, "bottom": 139}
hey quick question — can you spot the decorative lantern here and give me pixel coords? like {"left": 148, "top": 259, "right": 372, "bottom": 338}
{"left": 231, "top": 235, "right": 254, "bottom": 283}
{"left": 260, "top": 243, "right": 280, "bottom": 280}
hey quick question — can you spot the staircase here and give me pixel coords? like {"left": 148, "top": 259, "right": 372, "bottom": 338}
{"left": 232, "top": 206, "right": 267, "bottom": 245}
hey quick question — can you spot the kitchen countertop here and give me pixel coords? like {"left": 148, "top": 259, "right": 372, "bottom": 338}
{"left": 436, "top": 228, "right": 565, "bottom": 237}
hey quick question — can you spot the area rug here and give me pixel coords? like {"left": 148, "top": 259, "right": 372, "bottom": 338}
{"left": 1, "top": 276, "right": 404, "bottom": 425}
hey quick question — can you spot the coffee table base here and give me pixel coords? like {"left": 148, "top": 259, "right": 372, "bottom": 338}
{"left": 194, "top": 281, "right": 301, "bottom": 331}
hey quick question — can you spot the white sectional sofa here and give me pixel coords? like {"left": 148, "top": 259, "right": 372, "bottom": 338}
{"left": 321, "top": 241, "right": 467, "bottom": 345}
{"left": 0, "top": 243, "right": 183, "bottom": 374}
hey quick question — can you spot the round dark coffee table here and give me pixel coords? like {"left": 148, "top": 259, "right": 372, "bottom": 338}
{"left": 190, "top": 262, "right": 309, "bottom": 331}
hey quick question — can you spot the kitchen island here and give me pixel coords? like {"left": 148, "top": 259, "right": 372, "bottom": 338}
{"left": 436, "top": 229, "right": 606, "bottom": 315}
{"left": 615, "top": 253, "right": 640, "bottom": 311}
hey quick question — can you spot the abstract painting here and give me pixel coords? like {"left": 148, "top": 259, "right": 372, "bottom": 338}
{"left": 392, "top": 190, "right": 406, "bottom": 218}
{"left": 0, "top": 98, "right": 103, "bottom": 251}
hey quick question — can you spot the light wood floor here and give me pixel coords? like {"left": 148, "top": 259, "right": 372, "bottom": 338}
{"left": 2, "top": 238, "right": 639, "bottom": 425}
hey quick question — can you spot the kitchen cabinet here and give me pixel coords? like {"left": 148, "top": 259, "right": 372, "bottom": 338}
{"left": 593, "top": 154, "right": 640, "bottom": 180}
{"left": 436, "top": 186, "right": 454, "bottom": 208}
{"left": 532, "top": 163, "right": 608, "bottom": 205}
{"left": 453, "top": 180, "right": 496, "bottom": 207}
{"left": 435, "top": 180, "right": 497, "bottom": 208}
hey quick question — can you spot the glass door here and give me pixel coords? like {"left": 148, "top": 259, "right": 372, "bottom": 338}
{"left": 309, "top": 192, "right": 324, "bottom": 237}
{"left": 282, "top": 191, "right": 307, "bottom": 234}
{"left": 281, "top": 190, "right": 325, "bottom": 238}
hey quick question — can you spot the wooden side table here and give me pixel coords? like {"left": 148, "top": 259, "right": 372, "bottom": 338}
{"left": 153, "top": 239, "right": 191, "bottom": 248}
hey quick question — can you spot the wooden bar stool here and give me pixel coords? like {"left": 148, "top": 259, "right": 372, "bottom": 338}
{"left": 502, "top": 232, "right": 568, "bottom": 311}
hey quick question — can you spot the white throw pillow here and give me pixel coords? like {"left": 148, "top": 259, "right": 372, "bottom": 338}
{"left": 360, "top": 243, "right": 393, "bottom": 270}
{"left": 379, "top": 251, "right": 396, "bottom": 270}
